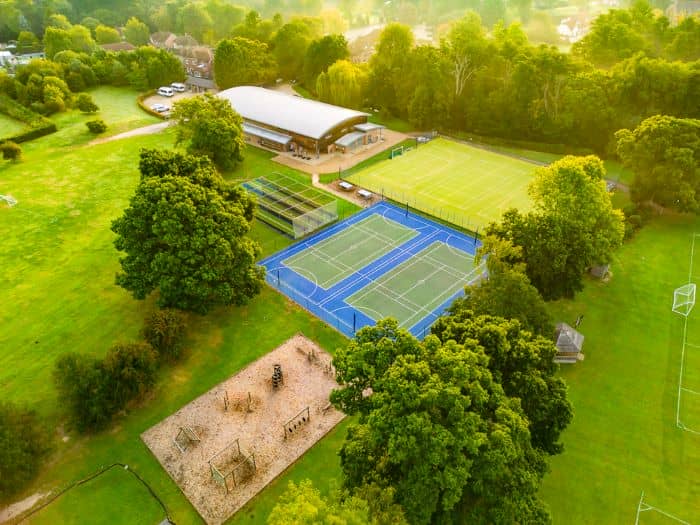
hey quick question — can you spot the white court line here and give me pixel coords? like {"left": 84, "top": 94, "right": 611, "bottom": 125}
{"left": 676, "top": 233, "right": 698, "bottom": 432}
{"left": 635, "top": 491, "right": 692, "bottom": 525}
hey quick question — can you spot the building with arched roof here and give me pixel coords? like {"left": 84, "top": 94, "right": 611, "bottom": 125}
{"left": 217, "top": 86, "right": 383, "bottom": 156}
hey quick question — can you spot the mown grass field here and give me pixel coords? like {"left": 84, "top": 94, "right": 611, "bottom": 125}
{"left": 541, "top": 215, "right": 700, "bottom": 523}
{"left": 0, "top": 89, "right": 359, "bottom": 524}
{"left": 4, "top": 86, "right": 698, "bottom": 525}
{"left": 346, "top": 137, "right": 536, "bottom": 231}
{"left": 0, "top": 112, "right": 27, "bottom": 138}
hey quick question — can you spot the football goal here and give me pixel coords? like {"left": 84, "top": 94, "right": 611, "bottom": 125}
{"left": 208, "top": 438, "right": 257, "bottom": 493}
{"left": 673, "top": 284, "right": 696, "bottom": 317}
{"left": 390, "top": 146, "right": 404, "bottom": 159}
{"left": 0, "top": 195, "right": 17, "bottom": 207}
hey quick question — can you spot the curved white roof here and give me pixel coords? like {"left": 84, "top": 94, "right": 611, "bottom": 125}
{"left": 218, "top": 86, "right": 368, "bottom": 141}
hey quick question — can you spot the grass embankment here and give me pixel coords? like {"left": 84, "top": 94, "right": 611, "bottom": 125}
{"left": 0, "top": 113, "right": 28, "bottom": 137}
{"left": 1, "top": 91, "right": 357, "bottom": 524}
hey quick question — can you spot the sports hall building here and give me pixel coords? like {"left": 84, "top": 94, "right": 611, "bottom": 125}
{"left": 217, "top": 86, "right": 384, "bottom": 157}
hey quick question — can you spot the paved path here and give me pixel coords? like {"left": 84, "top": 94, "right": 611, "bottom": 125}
{"left": 89, "top": 121, "right": 171, "bottom": 145}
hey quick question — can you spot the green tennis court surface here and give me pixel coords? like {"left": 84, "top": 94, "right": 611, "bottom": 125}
{"left": 282, "top": 214, "right": 417, "bottom": 289}
{"left": 347, "top": 137, "right": 536, "bottom": 230}
{"left": 347, "top": 242, "right": 477, "bottom": 329}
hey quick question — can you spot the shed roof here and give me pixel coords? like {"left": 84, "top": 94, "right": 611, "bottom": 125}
{"left": 242, "top": 122, "right": 292, "bottom": 145}
{"left": 218, "top": 86, "right": 369, "bottom": 141}
{"left": 354, "top": 122, "right": 384, "bottom": 132}
{"left": 555, "top": 323, "right": 584, "bottom": 352}
{"left": 335, "top": 131, "right": 365, "bottom": 147}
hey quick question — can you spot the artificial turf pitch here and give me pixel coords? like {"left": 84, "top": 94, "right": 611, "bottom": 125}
{"left": 346, "top": 137, "right": 537, "bottom": 230}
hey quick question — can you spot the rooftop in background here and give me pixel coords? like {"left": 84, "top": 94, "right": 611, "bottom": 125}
{"left": 217, "top": 86, "right": 369, "bottom": 141}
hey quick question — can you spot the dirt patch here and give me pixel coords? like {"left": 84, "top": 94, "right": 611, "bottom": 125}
{"left": 141, "top": 334, "right": 344, "bottom": 525}
{"left": 0, "top": 492, "right": 50, "bottom": 523}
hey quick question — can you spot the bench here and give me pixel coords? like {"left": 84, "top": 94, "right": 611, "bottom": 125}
{"left": 339, "top": 181, "right": 354, "bottom": 191}
{"left": 357, "top": 189, "right": 373, "bottom": 200}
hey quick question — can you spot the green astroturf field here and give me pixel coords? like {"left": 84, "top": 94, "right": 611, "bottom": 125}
{"left": 346, "top": 137, "right": 537, "bottom": 230}
{"left": 346, "top": 241, "right": 478, "bottom": 328}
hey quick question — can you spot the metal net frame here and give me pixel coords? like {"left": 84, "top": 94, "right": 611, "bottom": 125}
{"left": 173, "top": 426, "right": 200, "bottom": 453}
{"left": 673, "top": 283, "right": 696, "bottom": 317}
{"left": 208, "top": 438, "right": 256, "bottom": 493}
{"left": 243, "top": 173, "right": 337, "bottom": 238}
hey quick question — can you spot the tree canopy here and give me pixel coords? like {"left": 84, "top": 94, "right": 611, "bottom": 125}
{"left": 111, "top": 149, "right": 264, "bottom": 314}
{"left": 171, "top": 93, "right": 246, "bottom": 171}
{"left": 616, "top": 115, "right": 700, "bottom": 212}
{"left": 331, "top": 319, "right": 551, "bottom": 525}
{"left": 431, "top": 310, "right": 572, "bottom": 455}
{"left": 487, "top": 156, "right": 625, "bottom": 299}
{"left": 214, "top": 37, "right": 277, "bottom": 89}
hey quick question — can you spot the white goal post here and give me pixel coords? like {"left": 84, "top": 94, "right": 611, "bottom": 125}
{"left": 390, "top": 146, "right": 404, "bottom": 159}
{"left": 0, "top": 195, "right": 17, "bottom": 207}
{"left": 673, "top": 283, "right": 696, "bottom": 317}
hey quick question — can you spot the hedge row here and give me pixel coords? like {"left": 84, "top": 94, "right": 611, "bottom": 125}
{"left": 136, "top": 90, "right": 168, "bottom": 120}
{"left": 0, "top": 94, "right": 57, "bottom": 143}
{"left": 449, "top": 130, "right": 595, "bottom": 157}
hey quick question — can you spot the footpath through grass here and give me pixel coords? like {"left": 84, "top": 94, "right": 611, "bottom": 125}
{"left": 540, "top": 215, "right": 700, "bottom": 523}
{"left": 347, "top": 137, "right": 536, "bottom": 231}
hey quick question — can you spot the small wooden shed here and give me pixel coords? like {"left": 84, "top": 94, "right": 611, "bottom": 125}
{"left": 554, "top": 322, "right": 585, "bottom": 363}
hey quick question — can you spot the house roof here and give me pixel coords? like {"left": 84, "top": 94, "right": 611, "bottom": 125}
{"left": 217, "top": 86, "right": 369, "bottom": 141}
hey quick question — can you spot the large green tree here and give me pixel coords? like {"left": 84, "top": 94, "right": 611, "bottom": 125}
{"left": 111, "top": 150, "right": 264, "bottom": 314}
{"left": 456, "top": 235, "right": 553, "bottom": 337}
{"left": 272, "top": 20, "right": 316, "bottom": 80}
{"left": 214, "top": 37, "right": 277, "bottom": 89}
{"left": 95, "top": 24, "right": 120, "bottom": 44}
{"left": 331, "top": 319, "right": 551, "bottom": 525}
{"left": 487, "top": 156, "right": 625, "bottom": 299}
{"left": 303, "top": 34, "right": 349, "bottom": 90}
{"left": 268, "top": 480, "right": 408, "bottom": 525}
{"left": 316, "top": 60, "right": 367, "bottom": 109}
{"left": 432, "top": 310, "right": 572, "bottom": 455}
{"left": 367, "top": 23, "right": 413, "bottom": 114}
{"left": 123, "top": 17, "right": 150, "bottom": 46}
{"left": 171, "top": 93, "right": 245, "bottom": 171}
{"left": 616, "top": 115, "right": 700, "bottom": 212}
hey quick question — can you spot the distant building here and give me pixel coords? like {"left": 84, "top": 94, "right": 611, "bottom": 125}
{"left": 554, "top": 323, "right": 585, "bottom": 363}
{"left": 150, "top": 32, "right": 177, "bottom": 49}
{"left": 667, "top": 0, "right": 700, "bottom": 21}
{"left": 217, "top": 86, "right": 383, "bottom": 156}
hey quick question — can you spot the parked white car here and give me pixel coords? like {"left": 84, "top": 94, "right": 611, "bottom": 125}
{"left": 157, "top": 86, "right": 174, "bottom": 97}
{"left": 170, "top": 82, "right": 186, "bottom": 92}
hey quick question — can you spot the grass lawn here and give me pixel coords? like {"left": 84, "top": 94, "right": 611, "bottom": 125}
{"left": 540, "top": 214, "right": 700, "bottom": 523}
{"left": 347, "top": 137, "right": 537, "bottom": 231}
{"left": 0, "top": 112, "right": 28, "bottom": 138}
{"left": 1, "top": 109, "right": 359, "bottom": 524}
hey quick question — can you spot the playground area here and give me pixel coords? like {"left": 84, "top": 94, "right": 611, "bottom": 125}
{"left": 141, "top": 335, "right": 344, "bottom": 525}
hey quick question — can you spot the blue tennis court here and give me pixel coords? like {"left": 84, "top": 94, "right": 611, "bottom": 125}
{"left": 259, "top": 202, "right": 484, "bottom": 338}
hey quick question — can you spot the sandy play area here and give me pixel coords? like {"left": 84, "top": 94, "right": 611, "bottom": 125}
{"left": 141, "top": 334, "right": 345, "bottom": 524}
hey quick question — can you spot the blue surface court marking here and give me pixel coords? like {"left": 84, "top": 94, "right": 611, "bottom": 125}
{"left": 259, "top": 202, "right": 484, "bottom": 339}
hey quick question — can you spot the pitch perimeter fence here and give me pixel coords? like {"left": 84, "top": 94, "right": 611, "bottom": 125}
{"left": 260, "top": 202, "right": 484, "bottom": 339}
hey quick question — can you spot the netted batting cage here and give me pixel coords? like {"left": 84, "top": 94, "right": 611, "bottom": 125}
{"left": 243, "top": 173, "right": 338, "bottom": 238}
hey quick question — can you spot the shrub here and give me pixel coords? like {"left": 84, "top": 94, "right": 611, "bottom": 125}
{"left": 54, "top": 343, "right": 157, "bottom": 433}
{"left": 86, "top": 119, "right": 107, "bottom": 134}
{"left": 142, "top": 309, "right": 187, "bottom": 361}
{"left": 0, "top": 141, "right": 22, "bottom": 161}
{"left": 0, "top": 402, "right": 51, "bottom": 499}
{"left": 76, "top": 92, "right": 99, "bottom": 113}
{"left": 103, "top": 342, "right": 158, "bottom": 409}
{"left": 54, "top": 353, "right": 114, "bottom": 432}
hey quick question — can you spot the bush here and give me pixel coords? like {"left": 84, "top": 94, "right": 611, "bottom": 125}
{"left": 142, "top": 309, "right": 187, "bottom": 361}
{"left": 103, "top": 342, "right": 158, "bottom": 409}
{"left": 86, "top": 119, "right": 107, "bottom": 134}
{"left": 54, "top": 353, "right": 114, "bottom": 432}
{"left": 54, "top": 343, "right": 157, "bottom": 433}
{"left": 0, "top": 402, "right": 51, "bottom": 500}
{"left": 0, "top": 94, "right": 57, "bottom": 144}
{"left": 76, "top": 92, "right": 99, "bottom": 113}
{"left": 0, "top": 141, "right": 22, "bottom": 161}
